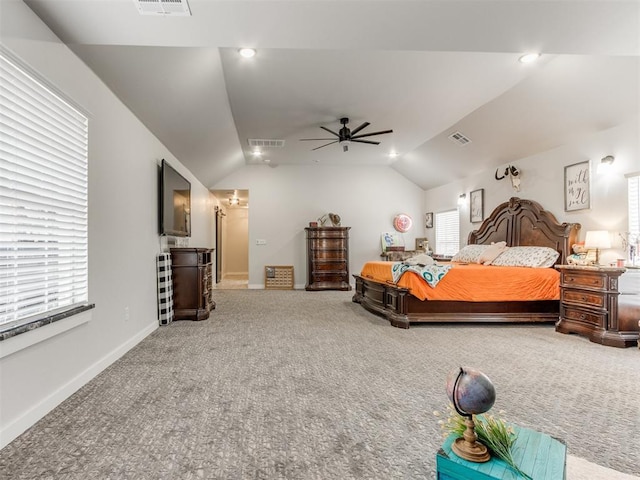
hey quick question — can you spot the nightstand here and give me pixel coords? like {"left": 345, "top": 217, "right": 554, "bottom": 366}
{"left": 555, "top": 265, "right": 636, "bottom": 347}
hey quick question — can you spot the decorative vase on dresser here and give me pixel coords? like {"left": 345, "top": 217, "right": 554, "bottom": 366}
{"left": 170, "top": 248, "right": 215, "bottom": 320}
{"left": 305, "top": 227, "right": 351, "bottom": 291}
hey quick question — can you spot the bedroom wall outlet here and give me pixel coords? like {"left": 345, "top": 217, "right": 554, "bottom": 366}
{"left": 124, "top": 306, "right": 130, "bottom": 322}
{"left": 256, "top": 239, "right": 267, "bottom": 245}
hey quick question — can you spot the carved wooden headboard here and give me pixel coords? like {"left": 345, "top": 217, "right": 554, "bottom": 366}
{"left": 467, "top": 197, "right": 580, "bottom": 265}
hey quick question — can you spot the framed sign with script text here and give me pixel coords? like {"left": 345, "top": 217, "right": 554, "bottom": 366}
{"left": 564, "top": 161, "right": 590, "bottom": 212}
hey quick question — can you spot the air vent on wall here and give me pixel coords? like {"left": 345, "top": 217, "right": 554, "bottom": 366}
{"left": 448, "top": 131, "right": 471, "bottom": 146}
{"left": 134, "top": 0, "right": 191, "bottom": 16}
{"left": 248, "top": 139, "right": 285, "bottom": 148}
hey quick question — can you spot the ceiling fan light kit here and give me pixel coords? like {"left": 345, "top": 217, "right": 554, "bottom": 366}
{"left": 301, "top": 117, "right": 393, "bottom": 152}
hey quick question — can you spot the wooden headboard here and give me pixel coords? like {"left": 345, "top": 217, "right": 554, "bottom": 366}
{"left": 467, "top": 197, "right": 580, "bottom": 265}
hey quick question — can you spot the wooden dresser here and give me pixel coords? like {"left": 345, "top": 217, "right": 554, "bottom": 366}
{"left": 305, "top": 227, "right": 351, "bottom": 291}
{"left": 170, "top": 248, "right": 215, "bottom": 320}
{"left": 555, "top": 265, "right": 628, "bottom": 347}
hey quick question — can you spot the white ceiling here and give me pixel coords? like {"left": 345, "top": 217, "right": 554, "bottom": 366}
{"left": 23, "top": 0, "right": 640, "bottom": 190}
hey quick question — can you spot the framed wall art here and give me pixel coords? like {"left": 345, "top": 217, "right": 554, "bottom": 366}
{"left": 564, "top": 161, "right": 590, "bottom": 212}
{"left": 470, "top": 188, "right": 484, "bottom": 223}
{"left": 425, "top": 212, "right": 433, "bottom": 228}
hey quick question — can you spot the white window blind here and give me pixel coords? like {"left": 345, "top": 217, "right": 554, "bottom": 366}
{"left": 435, "top": 209, "right": 460, "bottom": 256}
{"left": 628, "top": 174, "right": 639, "bottom": 235}
{"left": 0, "top": 53, "right": 88, "bottom": 329}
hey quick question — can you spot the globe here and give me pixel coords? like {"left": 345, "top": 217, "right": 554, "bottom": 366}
{"left": 446, "top": 367, "right": 496, "bottom": 416}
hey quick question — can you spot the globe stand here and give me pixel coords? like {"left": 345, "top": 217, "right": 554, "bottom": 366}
{"left": 451, "top": 414, "right": 491, "bottom": 463}
{"left": 449, "top": 367, "right": 492, "bottom": 463}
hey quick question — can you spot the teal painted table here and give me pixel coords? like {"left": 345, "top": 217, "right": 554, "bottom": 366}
{"left": 436, "top": 426, "right": 566, "bottom": 480}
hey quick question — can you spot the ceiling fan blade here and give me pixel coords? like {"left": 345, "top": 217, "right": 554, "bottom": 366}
{"left": 351, "top": 129, "right": 393, "bottom": 140}
{"left": 312, "top": 141, "right": 339, "bottom": 151}
{"left": 352, "top": 139, "right": 380, "bottom": 145}
{"left": 349, "top": 122, "right": 370, "bottom": 136}
{"left": 320, "top": 126, "right": 340, "bottom": 137}
{"left": 300, "top": 138, "right": 335, "bottom": 141}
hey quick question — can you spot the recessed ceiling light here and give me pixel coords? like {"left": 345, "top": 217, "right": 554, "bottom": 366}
{"left": 252, "top": 150, "right": 262, "bottom": 156}
{"left": 239, "top": 48, "right": 256, "bottom": 58}
{"left": 389, "top": 152, "right": 399, "bottom": 158}
{"left": 519, "top": 53, "right": 541, "bottom": 64}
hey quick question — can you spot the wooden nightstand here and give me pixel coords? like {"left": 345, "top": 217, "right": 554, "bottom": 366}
{"left": 555, "top": 265, "right": 634, "bottom": 347}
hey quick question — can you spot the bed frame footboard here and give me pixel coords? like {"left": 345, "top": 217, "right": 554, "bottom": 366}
{"left": 353, "top": 275, "right": 560, "bottom": 329}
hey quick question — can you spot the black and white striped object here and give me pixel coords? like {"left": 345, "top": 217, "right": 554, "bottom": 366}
{"left": 156, "top": 253, "right": 174, "bottom": 325}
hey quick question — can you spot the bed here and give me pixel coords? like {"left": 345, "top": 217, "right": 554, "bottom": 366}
{"left": 352, "top": 197, "right": 581, "bottom": 328}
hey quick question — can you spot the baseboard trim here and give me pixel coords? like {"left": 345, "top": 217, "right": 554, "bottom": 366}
{"left": 0, "top": 321, "right": 158, "bottom": 449}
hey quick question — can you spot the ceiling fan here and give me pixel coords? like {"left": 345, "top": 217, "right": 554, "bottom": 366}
{"left": 300, "top": 117, "right": 393, "bottom": 152}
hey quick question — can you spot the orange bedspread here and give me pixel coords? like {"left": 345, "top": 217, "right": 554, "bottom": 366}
{"left": 359, "top": 261, "right": 560, "bottom": 302}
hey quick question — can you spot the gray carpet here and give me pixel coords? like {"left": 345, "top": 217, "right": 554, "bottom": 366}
{"left": 1, "top": 290, "right": 639, "bottom": 479}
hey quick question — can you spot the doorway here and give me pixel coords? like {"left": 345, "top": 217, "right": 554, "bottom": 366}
{"left": 211, "top": 189, "right": 249, "bottom": 289}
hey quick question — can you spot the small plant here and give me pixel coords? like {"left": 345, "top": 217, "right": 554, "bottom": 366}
{"left": 435, "top": 405, "right": 532, "bottom": 479}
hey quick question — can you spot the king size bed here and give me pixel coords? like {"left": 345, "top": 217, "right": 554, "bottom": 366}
{"left": 352, "top": 197, "right": 581, "bottom": 328}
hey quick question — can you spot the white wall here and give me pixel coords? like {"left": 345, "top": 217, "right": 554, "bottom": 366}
{"left": 423, "top": 118, "right": 639, "bottom": 266}
{"left": 0, "top": 1, "right": 214, "bottom": 447}
{"left": 213, "top": 164, "right": 425, "bottom": 288}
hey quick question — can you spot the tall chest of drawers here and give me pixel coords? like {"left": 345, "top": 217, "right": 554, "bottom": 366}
{"left": 555, "top": 265, "right": 626, "bottom": 346}
{"left": 305, "top": 227, "right": 351, "bottom": 291}
{"left": 170, "top": 248, "right": 215, "bottom": 320}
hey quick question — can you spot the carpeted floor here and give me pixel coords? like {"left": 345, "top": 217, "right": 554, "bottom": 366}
{"left": 1, "top": 290, "right": 639, "bottom": 479}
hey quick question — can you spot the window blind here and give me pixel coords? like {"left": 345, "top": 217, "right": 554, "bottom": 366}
{"left": 0, "top": 53, "right": 88, "bottom": 329}
{"left": 435, "top": 209, "right": 459, "bottom": 256}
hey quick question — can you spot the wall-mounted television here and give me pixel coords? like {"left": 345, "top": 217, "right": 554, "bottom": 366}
{"left": 159, "top": 159, "right": 191, "bottom": 237}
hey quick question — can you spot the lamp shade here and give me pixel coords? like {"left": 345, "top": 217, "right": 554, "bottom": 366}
{"left": 585, "top": 230, "right": 611, "bottom": 249}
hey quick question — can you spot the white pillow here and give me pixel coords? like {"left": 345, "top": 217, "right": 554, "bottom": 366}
{"left": 451, "top": 244, "right": 490, "bottom": 263}
{"left": 477, "top": 241, "right": 508, "bottom": 265}
{"left": 490, "top": 246, "right": 560, "bottom": 268}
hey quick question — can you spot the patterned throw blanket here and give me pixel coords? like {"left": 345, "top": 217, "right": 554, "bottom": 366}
{"left": 391, "top": 262, "right": 453, "bottom": 288}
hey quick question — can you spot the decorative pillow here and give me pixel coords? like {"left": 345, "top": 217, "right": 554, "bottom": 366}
{"left": 451, "top": 244, "right": 490, "bottom": 263}
{"left": 477, "top": 241, "right": 508, "bottom": 265}
{"left": 490, "top": 246, "right": 560, "bottom": 268}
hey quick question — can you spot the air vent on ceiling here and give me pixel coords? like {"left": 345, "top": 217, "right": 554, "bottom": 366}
{"left": 448, "top": 131, "right": 471, "bottom": 146}
{"left": 133, "top": 0, "right": 191, "bottom": 16}
{"left": 248, "top": 139, "right": 285, "bottom": 148}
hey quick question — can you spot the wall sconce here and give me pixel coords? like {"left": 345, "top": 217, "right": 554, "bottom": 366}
{"left": 458, "top": 193, "right": 467, "bottom": 206}
{"left": 597, "top": 155, "right": 615, "bottom": 174}
{"left": 585, "top": 230, "right": 611, "bottom": 265}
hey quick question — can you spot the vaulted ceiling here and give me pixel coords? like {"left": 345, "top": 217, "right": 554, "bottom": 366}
{"left": 22, "top": 0, "right": 640, "bottom": 190}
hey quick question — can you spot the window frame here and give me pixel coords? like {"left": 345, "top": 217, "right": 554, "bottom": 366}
{"left": 434, "top": 209, "right": 460, "bottom": 257}
{"left": 0, "top": 49, "right": 93, "bottom": 340}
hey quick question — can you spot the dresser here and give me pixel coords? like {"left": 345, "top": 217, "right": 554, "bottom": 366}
{"left": 555, "top": 265, "right": 629, "bottom": 347}
{"left": 305, "top": 227, "right": 351, "bottom": 291}
{"left": 170, "top": 248, "right": 215, "bottom": 320}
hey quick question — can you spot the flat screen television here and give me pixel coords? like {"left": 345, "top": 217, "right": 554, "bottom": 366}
{"left": 159, "top": 159, "right": 191, "bottom": 237}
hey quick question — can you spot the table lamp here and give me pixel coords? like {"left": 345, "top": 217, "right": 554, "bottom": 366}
{"left": 584, "top": 230, "right": 611, "bottom": 265}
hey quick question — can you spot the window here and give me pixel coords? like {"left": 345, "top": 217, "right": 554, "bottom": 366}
{"left": 628, "top": 173, "right": 639, "bottom": 236}
{"left": 435, "top": 209, "right": 460, "bottom": 256}
{"left": 0, "top": 52, "right": 89, "bottom": 331}
{"left": 628, "top": 173, "right": 640, "bottom": 266}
